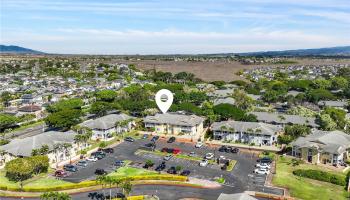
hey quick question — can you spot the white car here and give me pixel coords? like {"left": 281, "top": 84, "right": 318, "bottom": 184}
{"left": 205, "top": 153, "right": 214, "bottom": 159}
{"left": 195, "top": 142, "right": 203, "bottom": 148}
{"left": 163, "top": 154, "right": 173, "bottom": 161}
{"left": 86, "top": 156, "right": 98, "bottom": 162}
{"left": 199, "top": 159, "right": 208, "bottom": 167}
{"left": 255, "top": 163, "right": 271, "bottom": 169}
{"left": 254, "top": 168, "right": 270, "bottom": 175}
{"left": 188, "top": 152, "right": 197, "bottom": 157}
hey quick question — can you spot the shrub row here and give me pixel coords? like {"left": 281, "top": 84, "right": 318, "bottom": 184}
{"left": 1, "top": 175, "right": 187, "bottom": 192}
{"left": 293, "top": 169, "right": 346, "bottom": 186}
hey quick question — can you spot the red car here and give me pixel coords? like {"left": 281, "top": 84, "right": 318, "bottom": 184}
{"left": 54, "top": 170, "right": 68, "bottom": 177}
{"left": 161, "top": 147, "right": 181, "bottom": 155}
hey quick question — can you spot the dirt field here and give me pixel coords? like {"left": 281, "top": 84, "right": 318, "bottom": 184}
{"left": 127, "top": 58, "right": 350, "bottom": 82}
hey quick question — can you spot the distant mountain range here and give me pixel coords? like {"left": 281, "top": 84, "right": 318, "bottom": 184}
{"left": 1, "top": 44, "right": 350, "bottom": 56}
{"left": 0, "top": 45, "right": 45, "bottom": 54}
{"left": 236, "top": 46, "right": 350, "bottom": 57}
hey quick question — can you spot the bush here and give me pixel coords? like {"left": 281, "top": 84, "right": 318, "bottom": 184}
{"left": 293, "top": 169, "right": 346, "bottom": 186}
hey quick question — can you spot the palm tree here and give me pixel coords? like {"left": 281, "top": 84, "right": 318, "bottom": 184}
{"left": 53, "top": 143, "right": 63, "bottom": 168}
{"left": 121, "top": 179, "right": 132, "bottom": 198}
{"left": 112, "top": 178, "right": 123, "bottom": 195}
{"left": 62, "top": 143, "right": 73, "bottom": 163}
{"left": 96, "top": 175, "right": 107, "bottom": 197}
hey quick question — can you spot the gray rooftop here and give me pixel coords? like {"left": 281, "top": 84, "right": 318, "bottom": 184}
{"left": 250, "top": 112, "right": 318, "bottom": 127}
{"left": 143, "top": 112, "right": 205, "bottom": 127}
{"left": 211, "top": 121, "right": 281, "bottom": 135}
{"left": 80, "top": 113, "right": 134, "bottom": 130}
{"left": 291, "top": 130, "right": 350, "bottom": 154}
{"left": 0, "top": 130, "right": 76, "bottom": 157}
{"left": 318, "top": 100, "right": 347, "bottom": 107}
{"left": 213, "top": 97, "right": 235, "bottom": 106}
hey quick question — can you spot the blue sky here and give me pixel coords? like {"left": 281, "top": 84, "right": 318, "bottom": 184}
{"left": 1, "top": 0, "right": 350, "bottom": 54}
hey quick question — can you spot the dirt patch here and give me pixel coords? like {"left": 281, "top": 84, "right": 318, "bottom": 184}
{"left": 126, "top": 58, "right": 350, "bottom": 82}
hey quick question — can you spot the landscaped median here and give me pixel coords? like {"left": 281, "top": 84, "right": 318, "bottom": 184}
{"left": 0, "top": 174, "right": 188, "bottom": 192}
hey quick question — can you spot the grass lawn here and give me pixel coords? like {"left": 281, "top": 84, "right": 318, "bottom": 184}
{"left": 108, "top": 167, "right": 157, "bottom": 177}
{"left": 226, "top": 160, "right": 237, "bottom": 171}
{"left": 0, "top": 169, "right": 72, "bottom": 189}
{"left": 273, "top": 156, "right": 350, "bottom": 200}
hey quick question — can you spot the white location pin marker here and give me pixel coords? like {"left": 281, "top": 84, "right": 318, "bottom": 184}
{"left": 155, "top": 89, "right": 173, "bottom": 113}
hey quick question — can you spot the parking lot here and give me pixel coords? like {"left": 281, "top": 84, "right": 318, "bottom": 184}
{"left": 61, "top": 137, "right": 284, "bottom": 195}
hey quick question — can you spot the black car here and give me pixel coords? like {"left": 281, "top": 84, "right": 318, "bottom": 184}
{"left": 180, "top": 170, "right": 191, "bottom": 176}
{"left": 145, "top": 143, "right": 156, "bottom": 148}
{"left": 101, "top": 148, "right": 114, "bottom": 153}
{"left": 115, "top": 160, "right": 125, "bottom": 167}
{"left": 63, "top": 164, "right": 77, "bottom": 172}
{"left": 231, "top": 147, "right": 239, "bottom": 153}
{"left": 95, "top": 168, "right": 107, "bottom": 175}
{"left": 167, "top": 166, "right": 177, "bottom": 174}
{"left": 218, "top": 146, "right": 227, "bottom": 152}
{"left": 167, "top": 137, "right": 176, "bottom": 143}
{"left": 151, "top": 136, "right": 160, "bottom": 142}
{"left": 124, "top": 137, "right": 135, "bottom": 142}
{"left": 155, "top": 162, "right": 166, "bottom": 171}
{"left": 257, "top": 157, "right": 272, "bottom": 164}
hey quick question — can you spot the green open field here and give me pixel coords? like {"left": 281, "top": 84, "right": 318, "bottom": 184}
{"left": 272, "top": 156, "right": 349, "bottom": 200}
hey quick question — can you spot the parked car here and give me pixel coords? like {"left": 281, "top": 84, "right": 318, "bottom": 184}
{"left": 257, "top": 157, "right": 272, "bottom": 164}
{"left": 145, "top": 142, "right": 156, "bottom": 148}
{"left": 188, "top": 152, "right": 197, "bottom": 157}
{"left": 54, "top": 170, "right": 68, "bottom": 177}
{"left": 167, "top": 166, "right": 177, "bottom": 174}
{"left": 161, "top": 147, "right": 181, "bottom": 154}
{"left": 256, "top": 163, "right": 271, "bottom": 169}
{"left": 199, "top": 159, "right": 208, "bottom": 167}
{"left": 151, "top": 136, "right": 160, "bottom": 142}
{"left": 218, "top": 145, "right": 227, "bottom": 152}
{"left": 77, "top": 160, "right": 88, "bottom": 167}
{"left": 95, "top": 168, "right": 107, "bottom": 175}
{"left": 101, "top": 148, "right": 114, "bottom": 153}
{"left": 195, "top": 142, "right": 203, "bottom": 148}
{"left": 205, "top": 153, "right": 214, "bottom": 159}
{"left": 87, "top": 156, "right": 98, "bottom": 162}
{"left": 142, "top": 134, "right": 149, "bottom": 139}
{"left": 115, "top": 160, "right": 125, "bottom": 167}
{"left": 124, "top": 137, "right": 135, "bottom": 142}
{"left": 180, "top": 170, "right": 191, "bottom": 176}
{"left": 163, "top": 154, "right": 173, "bottom": 161}
{"left": 155, "top": 162, "right": 166, "bottom": 171}
{"left": 167, "top": 137, "right": 176, "bottom": 143}
{"left": 254, "top": 168, "right": 270, "bottom": 175}
{"left": 231, "top": 147, "right": 239, "bottom": 153}
{"left": 63, "top": 164, "right": 77, "bottom": 172}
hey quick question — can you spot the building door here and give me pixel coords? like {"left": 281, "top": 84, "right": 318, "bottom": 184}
{"left": 307, "top": 149, "right": 313, "bottom": 163}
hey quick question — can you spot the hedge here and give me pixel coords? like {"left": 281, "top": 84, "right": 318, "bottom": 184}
{"left": 1, "top": 175, "right": 188, "bottom": 192}
{"left": 293, "top": 169, "right": 346, "bottom": 186}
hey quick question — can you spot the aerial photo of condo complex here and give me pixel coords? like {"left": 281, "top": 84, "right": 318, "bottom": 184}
{"left": 0, "top": 0, "right": 350, "bottom": 199}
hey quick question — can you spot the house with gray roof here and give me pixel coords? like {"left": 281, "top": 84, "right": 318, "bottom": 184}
{"left": 80, "top": 113, "right": 134, "bottom": 141}
{"left": 143, "top": 112, "right": 205, "bottom": 138}
{"left": 290, "top": 130, "right": 350, "bottom": 165}
{"left": 250, "top": 112, "right": 318, "bottom": 128}
{"left": 211, "top": 121, "right": 282, "bottom": 146}
{"left": 318, "top": 100, "right": 348, "bottom": 110}
{"left": 213, "top": 97, "right": 235, "bottom": 106}
{"left": 0, "top": 130, "right": 78, "bottom": 168}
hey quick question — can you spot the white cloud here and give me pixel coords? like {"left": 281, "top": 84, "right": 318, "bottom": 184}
{"left": 2, "top": 28, "right": 348, "bottom": 54}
